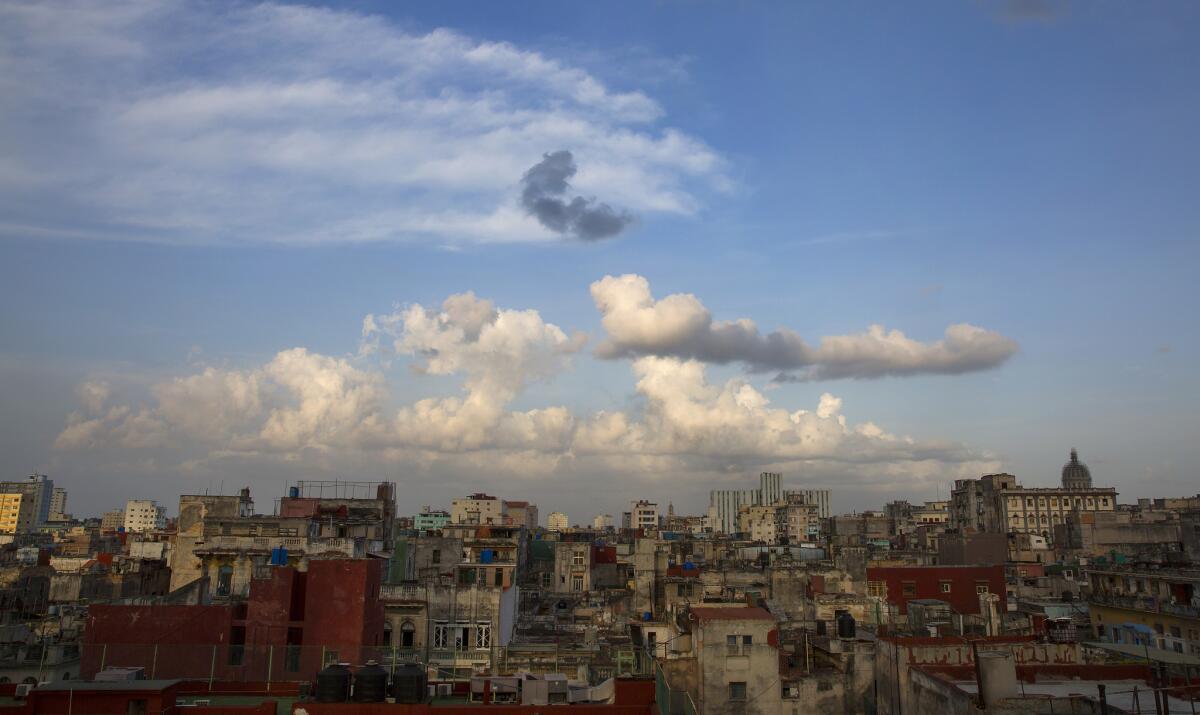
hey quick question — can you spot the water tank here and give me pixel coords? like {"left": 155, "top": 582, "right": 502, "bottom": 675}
{"left": 978, "top": 651, "right": 1018, "bottom": 707}
{"left": 836, "top": 612, "right": 857, "bottom": 639}
{"left": 289, "top": 486, "right": 300, "bottom": 498}
{"left": 352, "top": 661, "right": 388, "bottom": 703}
{"left": 315, "top": 662, "right": 351, "bottom": 703}
{"left": 682, "top": 561, "right": 696, "bottom": 570}
{"left": 392, "top": 663, "right": 427, "bottom": 704}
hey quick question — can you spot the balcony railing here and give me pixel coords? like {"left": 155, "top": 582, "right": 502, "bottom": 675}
{"left": 379, "top": 583, "right": 424, "bottom": 601}
{"left": 1091, "top": 592, "right": 1200, "bottom": 618}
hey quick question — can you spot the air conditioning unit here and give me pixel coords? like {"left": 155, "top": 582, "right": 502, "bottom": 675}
{"left": 437, "top": 683, "right": 453, "bottom": 696}
{"left": 15, "top": 684, "right": 33, "bottom": 698}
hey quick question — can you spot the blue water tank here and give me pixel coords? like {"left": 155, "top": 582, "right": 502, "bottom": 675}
{"left": 682, "top": 561, "right": 696, "bottom": 570}
{"left": 289, "top": 486, "right": 299, "bottom": 498}
{"left": 480, "top": 549, "right": 493, "bottom": 564}
{"left": 278, "top": 547, "right": 287, "bottom": 565}
{"left": 642, "top": 611, "right": 652, "bottom": 621}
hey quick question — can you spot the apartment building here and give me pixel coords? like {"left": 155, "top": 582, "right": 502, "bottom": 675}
{"left": 0, "top": 493, "right": 36, "bottom": 534}
{"left": 451, "top": 493, "right": 505, "bottom": 525}
{"left": 0, "top": 474, "right": 54, "bottom": 527}
{"left": 123, "top": 499, "right": 167, "bottom": 532}
{"left": 1087, "top": 565, "right": 1200, "bottom": 657}
{"left": 547, "top": 511, "right": 569, "bottom": 531}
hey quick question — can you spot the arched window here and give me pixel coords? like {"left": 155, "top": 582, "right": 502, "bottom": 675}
{"left": 401, "top": 620, "right": 416, "bottom": 648}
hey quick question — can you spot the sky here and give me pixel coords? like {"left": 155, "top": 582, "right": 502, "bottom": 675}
{"left": 1, "top": 0, "right": 1197, "bottom": 523}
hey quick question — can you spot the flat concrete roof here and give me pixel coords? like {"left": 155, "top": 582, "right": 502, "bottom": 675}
{"left": 956, "top": 679, "right": 1193, "bottom": 713}
{"left": 34, "top": 679, "right": 183, "bottom": 692}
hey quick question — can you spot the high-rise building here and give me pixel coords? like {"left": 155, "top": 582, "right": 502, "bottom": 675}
{"left": 0, "top": 493, "right": 37, "bottom": 534}
{"left": 708, "top": 473, "right": 827, "bottom": 534}
{"left": 759, "top": 472, "right": 782, "bottom": 507}
{"left": 123, "top": 499, "right": 167, "bottom": 533}
{"left": 0, "top": 473, "right": 54, "bottom": 527}
{"left": 784, "top": 489, "right": 832, "bottom": 519}
{"left": 49, "top": 487, "right": 69, "bottom": 521}
{"left": 592, "top": 514, "right": 613, "bottom": 529}
{"left": 547, "top": 511, "right": 569, "bottom": 531}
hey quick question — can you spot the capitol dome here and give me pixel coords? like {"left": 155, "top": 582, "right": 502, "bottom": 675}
{"left": 1061, "top": 448, "right": 1092, "bottom": 490}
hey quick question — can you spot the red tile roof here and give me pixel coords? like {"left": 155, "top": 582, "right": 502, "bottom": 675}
{"left": 689, "top": 606, "right": 775, "bottom": 623}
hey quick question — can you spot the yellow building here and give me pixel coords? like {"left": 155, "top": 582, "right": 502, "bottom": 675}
{"left": 0, "top": 493, "right": 36, "bottom": 534}
{"left": 1088, "top": 566, "right": 1200, "bottom": 657}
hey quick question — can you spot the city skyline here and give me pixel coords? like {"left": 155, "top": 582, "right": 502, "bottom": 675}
{"left": 2, "top": 1, "right": 1198, "bottom": 518}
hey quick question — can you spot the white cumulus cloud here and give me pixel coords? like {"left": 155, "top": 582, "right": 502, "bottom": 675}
{"left": 590, "top": 274, "right": 1018, "bottom": 380}
{"left": 55, "top": 288, "right": 1001, "bottom": 496}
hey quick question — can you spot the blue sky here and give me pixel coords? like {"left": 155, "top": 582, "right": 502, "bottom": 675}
{"left": 1, "top": 1, "right": 1197, "bottom": 521}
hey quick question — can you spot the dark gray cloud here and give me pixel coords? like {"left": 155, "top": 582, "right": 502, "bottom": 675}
{"left": 521, "top": 151, "right": 634, "bottom": 241}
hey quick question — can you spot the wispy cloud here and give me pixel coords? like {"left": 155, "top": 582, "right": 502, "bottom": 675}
{"left": 0, "top": 2, "right": 726, "bottom": 246}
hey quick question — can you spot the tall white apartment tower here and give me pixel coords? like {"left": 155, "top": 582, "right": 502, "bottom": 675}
{"left": 759, "top": 472, "right": 782, "bottom": 506}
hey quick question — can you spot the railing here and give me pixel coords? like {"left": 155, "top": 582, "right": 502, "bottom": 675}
{"left": 1092, "top": 593, "right": 1200, "bottom": 617}
{"left": 379, "top": 583, "right": 423, "bottom": 601}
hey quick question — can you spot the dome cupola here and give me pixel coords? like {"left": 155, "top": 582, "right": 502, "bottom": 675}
{"left": 1061, "top": 448, "right": 1092, "bottom": 490}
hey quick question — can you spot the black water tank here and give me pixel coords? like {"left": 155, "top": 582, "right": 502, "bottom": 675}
{"left": 353, "top": 661, "right": 388, "bottom": 703}
{"left": 392, "top": 663, "right": 428, "bottom": 704}
{"left": 836, "top": 611, "right": 856, "bottom": 639}
{"left": 315, "top": 662, "right": 351, "bottom": 703}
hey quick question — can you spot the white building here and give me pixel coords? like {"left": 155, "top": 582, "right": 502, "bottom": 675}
{"left": 708, "top": 472, "right": 806, "bottom": 534}
{"left": 451, "top": 493, "right": 506, "bottom": 525}
{"left": 592, "top": 514, "right": 613, "bottom": 529}
{"left": 629, "top": 500, "right": 660, "bottom": 531}
{"left": 547, "top": 511, "right": 569, "bottom": 531}
{"left": 49, "top": 487, "right": 68, "bottom": 521}
{"left": 123, "top": 499, "right": 166, "bottom": 532}
{"left": 784, "top": 489, "right": 832, "bottom": 519}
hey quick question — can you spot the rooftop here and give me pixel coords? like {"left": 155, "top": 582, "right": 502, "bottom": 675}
{"left": 689, "top": 606, "right": 775, "bottom": 623}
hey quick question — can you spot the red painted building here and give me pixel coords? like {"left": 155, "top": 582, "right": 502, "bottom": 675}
{"left": 82, "top": 559, "right": 385, "bottom": 681}
{"left": 866, "top": 564, "right": 1006, "bottom": 615}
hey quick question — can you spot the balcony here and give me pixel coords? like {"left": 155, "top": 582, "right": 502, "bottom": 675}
{"left": 1091, "top": 592, "right": 1200, "bottom": 618}
{"left": 379, "top": 583, "right": 424, "bottom": 602}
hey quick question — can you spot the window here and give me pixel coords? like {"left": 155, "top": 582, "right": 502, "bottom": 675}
{"left": 494, "top": 568, "right": 504, "bottom": 587}
{"left": 726, "top": 635, "right": 739, "bottom": 655}
{"left": 433, "top": 624, "right": 448, "bottom": 649}
{"left": 432, "top": 549, "right": 440, "bottom": 564}
{"left": 571, "top": 575, "right": 584, "bottom": 592}
{"left": 867, "top": 581, "right": 887, "bottom": 598}
{"left": 572, "top": 553, "right": 585, "bottom": 566}
{"left": 976, "top": 584, "right": 990, "bottom": 595}
{"left": 940, "top": 581, "right": 952, "bottom": 594}
{"left": 743, "top": 635, "right": 753, "bottom": 649}
{"left": 401, "top": 621, "right": 416, "bottom": 648}
{"left": 475, "top": 624, "right": 491, "bottom": 649}
{"left": 902, "top": 582, "right": 916, "bottom": 596}
{"left": 729, "top": 682, "right": 747, "bottom": 701}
